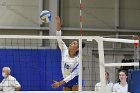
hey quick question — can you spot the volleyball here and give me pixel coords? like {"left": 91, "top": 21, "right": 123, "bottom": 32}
{"left": 40, "top": 10, "right": 52, "bottom": 23}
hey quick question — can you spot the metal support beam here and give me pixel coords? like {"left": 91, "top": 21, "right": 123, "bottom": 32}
{"left": 79, "top": 37, "right": 83, "bottom": 91}
{"left": 49, "top": 0, "right": 59, "bottom": 36}
{"left": 62, "top": 27, "right": 140, "bottom": 32}
{"left": 95, "top": 37, "right": 106, "bottom": 91}
{"left": 0, "top": 26, "right": 49, "bottom": 30}
{"left": 115, "top": 0, "right": 119, "bottom": 29}
{"left": 60, "top": 0, "right": 64, "bottom": 25}
{"left": 49, "top": 0, "right": 59, "bottom": 49}
{"left": 0, "top": 26, "right": 140, "bottom": 33}
{"left": 38, "top": 0, "right": 43, "bottom": 47}
{"left": 38, "top": 0, "right": 43, "bottom": 27}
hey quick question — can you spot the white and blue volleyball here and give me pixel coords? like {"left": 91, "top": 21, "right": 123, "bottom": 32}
{"left": 40, "top": 10, "right": 52, "bottom": 23}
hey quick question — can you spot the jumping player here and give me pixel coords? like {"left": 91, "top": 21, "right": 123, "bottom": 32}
{"left": 51, "top": 16, "right": 85, "bottom": 91}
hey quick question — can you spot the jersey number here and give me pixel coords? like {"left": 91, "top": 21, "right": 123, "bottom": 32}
{"left": 64, "top": 64, "right": 70, "bottom": 69}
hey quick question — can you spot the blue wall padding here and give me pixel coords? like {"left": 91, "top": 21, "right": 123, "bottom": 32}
{"left": 128, "top": 69, "right": 140, "bottom": 93}
{"left": 0, "top": 49, "right": 63, "bottom": 91}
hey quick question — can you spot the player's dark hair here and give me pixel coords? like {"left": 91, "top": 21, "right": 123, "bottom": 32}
{"left": 75, "top": 42, "right": 85, "bottom": 56}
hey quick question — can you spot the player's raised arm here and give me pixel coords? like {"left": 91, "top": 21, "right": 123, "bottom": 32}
{"left": 55, "top": 16, "right": 61, "bottom": 31}
{"left": 55, "top": 16, "right": 67, "bottom": 52}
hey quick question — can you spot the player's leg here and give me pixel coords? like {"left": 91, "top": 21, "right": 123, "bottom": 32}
{"left": 63, "top": 75, "right": 79, "bottom": 91}
{"left": 72, "top": 76, "right": 79, "bottom": 91}
{"left": 63, "top": 87, "right": 71, "bottom": 91}
{"left": 63, "top": 81, "right": 72, "bottom": 91}
{"left": 72, "top": 85, "right": 78, "bottom": 91}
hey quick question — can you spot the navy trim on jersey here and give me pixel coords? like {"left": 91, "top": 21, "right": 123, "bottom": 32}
{"left": 71, "top": 64, "right": 79, "bottom": 73}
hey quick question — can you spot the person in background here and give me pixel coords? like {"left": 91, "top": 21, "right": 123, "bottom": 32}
{"left": 95, "top": 71, "right": 113, "bottom": 92}
{"left": 0, "top": 67, "right": 21, "bottom": 92}
{"left": 113, "top": 70, "right": 128, "bottom": 92}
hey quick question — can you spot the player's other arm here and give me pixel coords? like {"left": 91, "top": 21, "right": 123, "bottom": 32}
{"left": 52, "top": 64, "right": 79, "bottom": 88}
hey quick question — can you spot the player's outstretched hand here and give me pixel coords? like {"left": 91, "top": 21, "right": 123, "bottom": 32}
{"left": 51, "top": 80, "right": 60, "bottom": 89}
{"left": 55, "top": 16, "right": 61, "bottom": 31}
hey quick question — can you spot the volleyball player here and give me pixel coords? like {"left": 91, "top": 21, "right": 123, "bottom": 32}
{"left": 51, "top": 16, "right": 85, "bottom": 91}
{"left": 113, "top": 70, "right": 128, "bottom": 92}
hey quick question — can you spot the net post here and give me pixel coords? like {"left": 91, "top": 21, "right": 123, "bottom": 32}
{"left": 133, "top": 35, "right": 139, "bottom": 69}
{"left": 78, "top": 36, "right": 83, "bottom": 91}
{"left": 95, "top": 37, "right": 106, "bottom": 91}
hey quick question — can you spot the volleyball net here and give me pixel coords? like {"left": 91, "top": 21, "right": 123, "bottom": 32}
{"left": 0, "top": 35, "right": 139, "bottom": 93}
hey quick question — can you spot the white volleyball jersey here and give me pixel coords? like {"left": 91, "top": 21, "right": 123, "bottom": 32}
{"left": 56, "top": 31, "right": 79, "bottom": 83}
{"left": 113, "top": 83, "right": 128, "bottom": 92}
{"left": 95, "top": 81, "right": 113, "bottom": 92}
